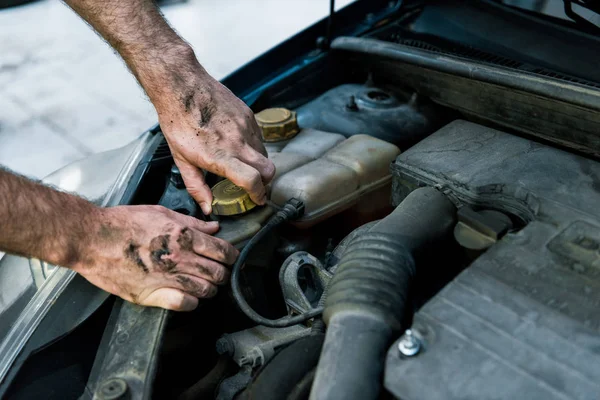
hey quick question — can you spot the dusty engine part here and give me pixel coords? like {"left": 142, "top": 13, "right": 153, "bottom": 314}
{"left": 178, "top": 356, "right": 235, "bottom": 400}
{"left": 255, "top": 107, "right": 299, "bottom": 143}
{"left": 216, "top": 366, "right": 252, "bottom": 400}
{"left": 386, "top": 120, "right": 600, "bottom": 400}
{"left": 325, "top": 220, "right": 379, "bottom": 272}
{"left": 295, "top": 83, "right": 445, "bottom": 147}
{"left": 330, "top": 35, "right": 600, "bottom": 160}
{"left": 215, "top": 325, "right": 311, "bottom": 368}
{"left": 279, "top": 252, "right": 332, "bottom": 315}
{"left": 310, "top": 187, "right": 457, "bottom": 400}
{"left": 269, "top": 133, "right": 400, "bottom": 228}
{"left": 453, "top": 206, "right": 513, "bottom": 251}
{"left": 265, "top": 127, "right": 345, "bottom": 159}
{"left": 230, "top": 199, "right": 327, "bottom": 328}
{"left": 238, "top": 333, "right": 324, "bottom": 400}
{"left": 212, "top": 206, "right": 274, "bottom": 248}
{"left": 158, "top": 165, "right": 200, "bottom": 217}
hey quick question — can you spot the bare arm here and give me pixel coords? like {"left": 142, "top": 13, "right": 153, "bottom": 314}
{"left": 0, "top": 167, "right": 97, "bottom": 268}
{"left": 0, "top": 167, "right": 237, "bottom": 311}
{"left": 63, "top": 0, "right": 275, "bottom": 213}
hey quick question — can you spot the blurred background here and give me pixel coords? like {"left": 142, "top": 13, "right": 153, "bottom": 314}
{"left": 0, "top": 0, "right": 593, "bottom": 180}
{"left": 0, "top": 0, "right": 354, "bottom": 179}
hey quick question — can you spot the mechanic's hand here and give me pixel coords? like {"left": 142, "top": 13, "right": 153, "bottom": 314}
{"left": 72, "top": 205, "right": 239, "bottom": 311}
{"left": 156, "top": 73, "right": 276, "bottom": 215}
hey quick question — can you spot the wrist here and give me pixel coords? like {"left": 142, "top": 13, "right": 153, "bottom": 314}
{"left": 130, "top": 43, "right": 212, "bottom": 111}
{"left": 57, "top": 205, "right": 106, "bottom": 271}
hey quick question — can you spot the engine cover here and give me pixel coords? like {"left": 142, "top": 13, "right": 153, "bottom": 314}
{"left": 386, "top": 120, "right": 600, "bottom": 399}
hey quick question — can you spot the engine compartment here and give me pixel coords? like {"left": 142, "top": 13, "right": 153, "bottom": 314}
{"left": 149, "top": 71, "right": 600, "bottom": 399}
{"left": 6, "top": 2, "right": 600, "bottom": 398}
{"left": 146, "top": 79, "right": 469, "bottom": 400}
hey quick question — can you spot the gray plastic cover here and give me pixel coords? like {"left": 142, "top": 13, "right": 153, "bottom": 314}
{"left": 386, "top": 120, "right": 600, "bottom": 400}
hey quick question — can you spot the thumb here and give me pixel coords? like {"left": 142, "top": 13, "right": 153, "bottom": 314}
{"left": 175, "top": 159, "right": 213, "bottom": 215}
{"left": 142, "top": 287, "right": 199, "bottom": 311}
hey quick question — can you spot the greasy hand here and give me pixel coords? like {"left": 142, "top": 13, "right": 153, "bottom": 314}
{"left": 72, "top": 205, "right": 238, "bottom": 311}
{"left": 157, "top": 72, "right": 275, "bottom": 215}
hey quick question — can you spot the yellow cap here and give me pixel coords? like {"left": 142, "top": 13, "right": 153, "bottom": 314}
{"left": 211, "top": 179, "right": 257, "bottom": 216}
{"left": 255, "top": 108, "right": 299, "bottom": 142}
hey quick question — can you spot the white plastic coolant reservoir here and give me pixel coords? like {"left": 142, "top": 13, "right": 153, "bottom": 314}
{"left": 255, "top": 107, "right": 400, "bottom": 227}
{"left": 266, "top": 134, "right": 400, "bottom": 227}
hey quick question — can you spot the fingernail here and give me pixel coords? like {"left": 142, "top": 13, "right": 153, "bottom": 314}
{"left": 181, "top": 296, "right": 199, "bottom": 312}
{"left": 200, "top": 202, "right": 211, "bottom": 215}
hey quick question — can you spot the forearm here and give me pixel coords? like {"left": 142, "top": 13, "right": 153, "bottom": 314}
{"left": 63, "top": 0, "right": 274, "bottom": 208}
{"left": 62, "top": 0, "right": 207, "bottom": 110}
{"left": 0, "top": 167, "right": 100, "bottom": 267}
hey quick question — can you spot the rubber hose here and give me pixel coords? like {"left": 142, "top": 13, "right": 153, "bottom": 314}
{"left": 177, "top": 355, "right": 233, "bottom": 400}
{"left": 242, "top": 333, "right": 324, "bottom": 400}
{"left": 230, "top": 198, "right": 324, "bottom": 328}
{"left": 309, "top": 187, "right": 456, "bottom": 400}
{"left": 287, "top": 369, "right": 316, "bottom": 400}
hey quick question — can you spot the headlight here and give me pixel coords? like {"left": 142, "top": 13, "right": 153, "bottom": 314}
{"left": 0, "top": 130, "right": 158, "bottom": 384}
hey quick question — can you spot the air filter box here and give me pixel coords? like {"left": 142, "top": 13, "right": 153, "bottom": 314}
{"left": 386, "top": 120, "right": 600, "bottom": 400}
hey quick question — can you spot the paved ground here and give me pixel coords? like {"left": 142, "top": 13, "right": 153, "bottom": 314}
{"left": 0, "top": 0, "right": 591, "bottom": 180}
{"left": 0, "top": 0, "right": 353, "bottom": 179}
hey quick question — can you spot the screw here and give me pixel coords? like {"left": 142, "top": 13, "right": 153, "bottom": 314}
{"left": 398, "top": 329, "right": 421, "bottom": 357}
{"left": 98, "top": 378, "right": 128, "bottom": 400}
{"left": 116, "top": 332, "right": 129, "bottom": 345}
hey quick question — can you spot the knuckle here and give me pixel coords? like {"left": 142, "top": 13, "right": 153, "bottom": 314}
{"left": 187, "top": 187, "right": 205, "bottom": 199}
{"left": 194, "top": 239, "right": 208, "bottom": 254}
{"left": 212, "top": 148, "right": 228, "bottom": 160}
{"left": 226, "top": 247, "right": 239, "bottom": 265}
{"left": 213, "top": 238, "right": 233, "bottom": 260}
{"left": 213, "top": 266, "right": 227, "bottom": 284}
{"left": 264, "top": 160, "right": 276, "bottom": 180}
{"left": 247, "top": 170, "right": 262, "bottom": 188}
{"left": 151, "top": 205, "right": 169, "bottom": 214}
{"left": 197, "top": 282, "right": 212, "bottom": 298}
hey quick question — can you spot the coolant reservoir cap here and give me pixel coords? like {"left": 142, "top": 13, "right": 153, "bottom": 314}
{"left": 255, "top": 107, "right": 299, "bottom": 142}
{"left": 211, "top": 179, "right": 257, "bottom": 216}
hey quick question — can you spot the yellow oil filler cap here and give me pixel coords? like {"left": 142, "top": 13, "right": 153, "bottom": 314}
{"left": 211, "top": 179, "right": 257, "bottom": 216}
{"left": 255, "top": 107, "right": 299, "bottom": 142}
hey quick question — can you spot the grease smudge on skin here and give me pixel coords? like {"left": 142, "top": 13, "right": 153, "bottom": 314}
{"left": 124, "top": 241, "right": 148, "bottom": 273}
{"left": 150, "top": 234, "right": 177, "bottom": 273}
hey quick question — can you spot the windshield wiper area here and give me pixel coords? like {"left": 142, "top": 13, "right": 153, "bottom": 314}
{"left": 493, "top": 0, "right": 600, "bottom": 33}
{"left": 563, "top": 0, "right": 600, "bottom": 31}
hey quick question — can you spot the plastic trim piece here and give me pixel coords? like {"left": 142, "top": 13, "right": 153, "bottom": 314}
{"left": 331, "top": 36, "right": 600, "bottom": 110}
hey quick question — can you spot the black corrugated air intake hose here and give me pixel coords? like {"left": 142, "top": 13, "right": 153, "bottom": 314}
{"left": 309, "top": 187, "right": 457, "bottom": 400}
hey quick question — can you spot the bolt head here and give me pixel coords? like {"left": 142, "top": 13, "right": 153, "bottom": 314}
{"left": 398, "top": 329, "right": 421, "bottom": 357}
{"left": 98, "top": 378, "right": 128, "bottom": 400}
